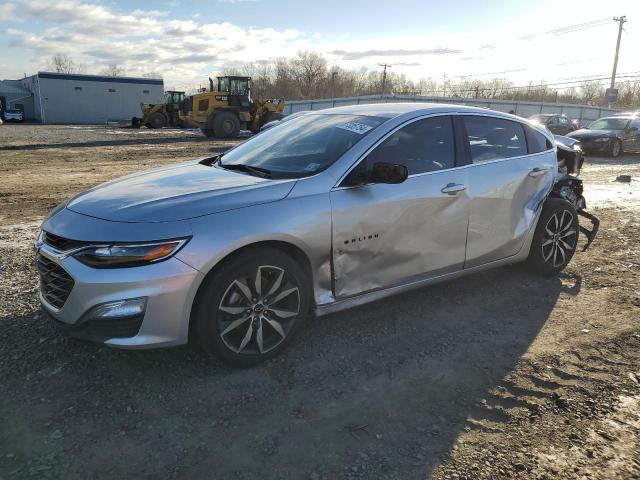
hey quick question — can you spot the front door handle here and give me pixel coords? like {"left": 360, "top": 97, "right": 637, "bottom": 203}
{"left": 528, "top": 167, "right": 548, "bottom": 177}
{"left": 441, "top": 183, "right": 467, "bottom": 195}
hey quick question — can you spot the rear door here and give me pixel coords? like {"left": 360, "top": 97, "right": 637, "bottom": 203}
{"left": 330, "top": 115, "right": 469, "bottom": 298}
{"left": 461, "top": 115, "right": 555, "bottom": 268}
{"left": 623, "top": 118, "right": 640, "bottom": 152}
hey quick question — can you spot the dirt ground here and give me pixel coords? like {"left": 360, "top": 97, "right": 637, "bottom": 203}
{"left": 0, "top": 124, "right": 639, "bottom": 480}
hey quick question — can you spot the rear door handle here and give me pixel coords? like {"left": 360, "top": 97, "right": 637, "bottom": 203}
{"left": 441, "top": 183, "right": 467, "bottom": 195}
{"left": 528, "top": 167, "right": 548, "bottom": 177}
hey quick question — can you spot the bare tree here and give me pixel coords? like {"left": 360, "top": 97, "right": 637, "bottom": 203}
{"left": 46, "top": 54, "right": 78, "bottom": 74}
{"left": 100, "top": 64, "right": 126, "bottom": 77}
{"left": 291, "top": 51, "right": 327, "bottom": 98}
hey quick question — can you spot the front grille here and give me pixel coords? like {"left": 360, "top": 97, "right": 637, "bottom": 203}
{"left": 43, "top": 232, "right": 88, "bottom": 252}
{"left": 36, "top": 255, "right": 74, "bottom": 309}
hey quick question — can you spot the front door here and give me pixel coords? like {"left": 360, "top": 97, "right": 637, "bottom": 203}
{"left": 330, "top": 115, "right": 470, "bottom": 298}
{"left": 461, "top": 115, "right": 556, "bottom": 267}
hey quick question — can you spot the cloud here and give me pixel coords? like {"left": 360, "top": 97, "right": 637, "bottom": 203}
{"left": 330, "top": 47, "right": 462, "bottom": 61}
{"left": 0, "top": 3, "right": 16, "bottom": 20}
{"left": 4, "top": 0, "right": 307, "bottom": 88}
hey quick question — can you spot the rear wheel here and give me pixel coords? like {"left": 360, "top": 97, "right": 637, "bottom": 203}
{"left": 610, "top": 139, "right": 622, "bottom": 158}
{"left": 213, "top": 111, "right": 241, "bottom": 139}
{"left": 194, "top": 248, "right": 310, "bottom": 366}
{"left": 526, "top": 198, "right": 579, "bottom": 276}
{"left": 146, "top": 112, "right": 167, "bottom": 129}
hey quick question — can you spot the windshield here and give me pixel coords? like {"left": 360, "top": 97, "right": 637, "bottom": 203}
{"left": 589, "top": 118, "right": 630, "bottom": 130}
{"left": 218, "top": 114, "right": 386, "bottom": 178}
{"left": 529, "top": 115, "right": 551, "bottom": 121}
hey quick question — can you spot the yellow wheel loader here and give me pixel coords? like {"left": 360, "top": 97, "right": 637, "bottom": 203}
{"left": 183, "top": 76, "right": 285, "bottom": 138}
{"left": 132, "top": 91, "right": 187, "bottom": 129}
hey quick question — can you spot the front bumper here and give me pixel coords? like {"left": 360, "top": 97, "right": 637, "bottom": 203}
{"left": 37, "top": 243, "right": 203, "bottom": 348}
{"left": 578, "top": 139, "right": 611, "bottom": 154}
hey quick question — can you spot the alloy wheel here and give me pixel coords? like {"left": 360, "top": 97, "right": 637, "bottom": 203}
{"left": 217, "top": 265, "right": 300, "bottom": 355}
{"left": 541, "top": 210, "right": 577, "bottom": 268}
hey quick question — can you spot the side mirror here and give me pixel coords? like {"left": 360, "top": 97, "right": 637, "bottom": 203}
{"left": 627, "top": 126, "right": 639, "bottom": 132}
{"left": 369, "top": 162, "right": 408, "bottom": 184}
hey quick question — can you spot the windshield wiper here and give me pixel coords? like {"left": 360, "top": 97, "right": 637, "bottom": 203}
{"left": 220, "top": 162, "right": 272, "bottom": 178}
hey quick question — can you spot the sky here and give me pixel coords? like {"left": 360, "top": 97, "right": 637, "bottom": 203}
{"left": 0, "top": 0, "right": 639, "bottom": 91}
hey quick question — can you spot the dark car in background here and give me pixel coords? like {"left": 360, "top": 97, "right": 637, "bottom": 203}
{"left": 528, "top": 114, "right": 577, "bottom": 135}
{"left": 567, "top": 116, "right": 640, "bottom": 157}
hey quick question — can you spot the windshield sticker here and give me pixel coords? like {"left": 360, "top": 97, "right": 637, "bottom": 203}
{"left": 304, "top": 163, "right": 321, "bottom": 172}
{"left": 336, "top": 122, "right": 374, "bottom": 135}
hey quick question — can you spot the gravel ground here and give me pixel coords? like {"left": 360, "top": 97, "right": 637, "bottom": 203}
{"left": 0, "top": 124, "right": 639, "bottom": 479}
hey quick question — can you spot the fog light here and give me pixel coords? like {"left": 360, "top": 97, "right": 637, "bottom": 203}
{"left": 81, "top": 297, "right": 147, "bottom": 322}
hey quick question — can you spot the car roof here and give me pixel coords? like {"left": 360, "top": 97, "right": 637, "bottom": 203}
{"left": 598, "top": 116, "right": 633, "bottom": 120}
{"left": 305, "top": 102, "right": 518, "bottom": 119}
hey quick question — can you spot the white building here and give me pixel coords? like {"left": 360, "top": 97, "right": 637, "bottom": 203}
{"left": 14, "top": 72, "right": 164, "bottom": 124}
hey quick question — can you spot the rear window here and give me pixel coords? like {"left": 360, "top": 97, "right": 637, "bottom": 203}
{"left": 525, "top": 125, "right": 553, "bottom": 154}
{"left": 463, "top": 116, "right": 527, "bottom": 163}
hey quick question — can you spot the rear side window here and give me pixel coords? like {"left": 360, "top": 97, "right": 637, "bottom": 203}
{"left": 365, "top": 116, "right": 455, "bottom": 175}
{"left": 525, "top": 125, "right": 553, "bottom": 154}
{"left": 463, "top": 116, "right": 527, "bottom": 163}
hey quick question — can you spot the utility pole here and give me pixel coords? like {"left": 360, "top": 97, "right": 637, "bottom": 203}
{"left": 379, "top": 63, "right": 391, "bottom": 95}
{"left": 331, "top": 71, "right": 337, "bottom": 102}
{"left": 610, "top": 16, "right": 627, "bottom": 89}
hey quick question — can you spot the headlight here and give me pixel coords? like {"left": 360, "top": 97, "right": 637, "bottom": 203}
{"left": 73, "top": 239, "right": 189, "bottom": 268}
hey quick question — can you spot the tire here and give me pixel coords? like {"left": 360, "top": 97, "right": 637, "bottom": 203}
{"left": 193, "top": 247, "right": 310, "bottom": 367}
{"left": 146, "top": 112, "right": 167, "bottom": 129}
{"left": 213, "top": 111, "right": 241, "bottom": 139}
{"left": 526, "top": 198, "right": 579, "bottom": 276}
{"left": 610, "top": 139, "right": 622, "bottom": 158}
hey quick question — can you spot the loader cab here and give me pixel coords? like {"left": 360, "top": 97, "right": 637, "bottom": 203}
{"left": 165, "top": 91, "right": 186, "bottom": 106}
{"left": 217, "top": 76, "right": 251, "bottom": 109}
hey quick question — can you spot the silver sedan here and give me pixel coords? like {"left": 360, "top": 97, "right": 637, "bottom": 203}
{"left": 36, "top": 103, "right": 586, "bottom": 365}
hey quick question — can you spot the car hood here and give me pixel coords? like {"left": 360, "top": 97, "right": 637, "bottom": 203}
{"left": 66, "top": 160, "right": 297, "bottom": 222}
{"left": 567, "top": 129, "right": 619, "bottom": 140}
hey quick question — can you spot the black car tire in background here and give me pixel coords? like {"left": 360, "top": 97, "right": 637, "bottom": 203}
{"left": 610, "top": 139, "right": 622, "bottom": 158}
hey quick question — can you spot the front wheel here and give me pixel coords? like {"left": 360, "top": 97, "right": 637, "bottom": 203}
{"left": 526, "top": 198, "right": 579, "bottom": 276}
{"left": 194, "top": 248, "right": 310, "bottom": 366}
{"left": 610, "top": 139, "right": 622, "bottom": 158}
{"left": 213, "top": 111, "right": 240, "bottom": 139}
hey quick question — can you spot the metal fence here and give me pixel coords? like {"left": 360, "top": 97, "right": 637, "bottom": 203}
{"left": 284, "top": 94, "right": 618, "bottom": 123}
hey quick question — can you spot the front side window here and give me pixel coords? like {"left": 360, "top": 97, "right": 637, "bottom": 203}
{"left": 463, "top": 116, "right": 527, "bottom": 163}
{"left": 218, "top": 114, "right": 385, "bottom": 179}
{"left": 363, "top": 116, "right": 455, "bottom": 175}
